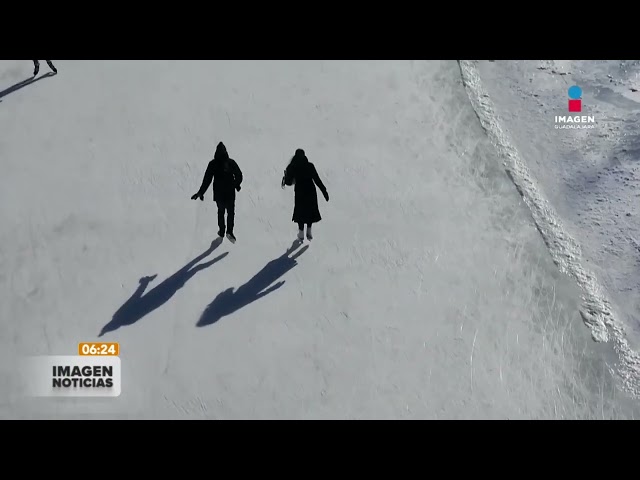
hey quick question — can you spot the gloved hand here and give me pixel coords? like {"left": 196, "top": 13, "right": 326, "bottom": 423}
{"left": 191, "top": 193, "right": 204, "bottom": 201}
{"left": 323, "top": 190, "right": 329, "bottom": 202}
{"left": 236, "top": 185, "right": 241, "bottom": 192}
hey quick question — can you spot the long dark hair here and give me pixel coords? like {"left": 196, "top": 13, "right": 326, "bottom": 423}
{"left": 282, "top": 149, "right": 307, "bottom": 187}
{"left": 289, "top": 148, "right": 308, "bottom": 169}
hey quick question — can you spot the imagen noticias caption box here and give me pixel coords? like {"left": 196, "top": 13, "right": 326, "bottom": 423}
{"left": 22, "top": 343, "right": 121, "bottom": 397}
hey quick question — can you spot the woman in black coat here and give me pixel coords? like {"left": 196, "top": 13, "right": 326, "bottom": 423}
{"left": 282, "top": 149, "right": 329, "bottom": 240}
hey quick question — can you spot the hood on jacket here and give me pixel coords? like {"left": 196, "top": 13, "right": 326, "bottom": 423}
{"left": 214, "top": 142, "right": 229, "bottom": 161}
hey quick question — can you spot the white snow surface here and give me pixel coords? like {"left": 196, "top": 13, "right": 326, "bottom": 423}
{"left": 465, "top": 60, "right": 640, "bottom": 399}
{"left": 1, "top": 60, "right": 638, "bottom": 419}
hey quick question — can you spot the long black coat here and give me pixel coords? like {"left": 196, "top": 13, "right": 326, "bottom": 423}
{"left": 284, "top": 159, "right": 327, "bottom": 224}
{"left": 196, "top": 158, "right": 243, "bottom": 203}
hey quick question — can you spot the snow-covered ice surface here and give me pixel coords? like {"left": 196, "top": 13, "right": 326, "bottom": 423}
{"left": 468, "top": 60, "right": 640, "bottom": 399}
{"left": 1, "top": 60, "right": 638, "bottom": 419}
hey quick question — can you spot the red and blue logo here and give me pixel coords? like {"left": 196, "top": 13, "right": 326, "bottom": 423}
{"left": 568, "top": 85, "right": 582, "bottom": 112}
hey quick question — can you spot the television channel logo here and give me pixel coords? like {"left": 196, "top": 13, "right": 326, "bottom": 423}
{"left": 554, "top": 85, "right": 595, "bottom": 129}
{"left": 568, "top": 85, "right": 582, "bottom": 112}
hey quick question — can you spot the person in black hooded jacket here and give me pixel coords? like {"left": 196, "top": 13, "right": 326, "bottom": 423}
{"left": 282, "top": 148, "right": 328, "bottom": 241}
{"left": 191, "top": 142, "right": 243, "bottom": 243}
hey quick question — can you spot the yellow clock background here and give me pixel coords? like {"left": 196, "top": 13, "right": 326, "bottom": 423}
{"left": 78, "top": 342, "right": 119, "bottom": 356}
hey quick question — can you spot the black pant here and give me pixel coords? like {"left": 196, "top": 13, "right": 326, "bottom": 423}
{"left": 297, "top": 222, "right": 311, "bottom": 230}
{"left": 33, "top": 60, "right": 56, "bottom": 71}
{"left": 216, "top": 199, "right": 235, "bottom": 234}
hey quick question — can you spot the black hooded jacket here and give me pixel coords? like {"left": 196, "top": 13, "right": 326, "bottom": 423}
{"left": 196, "top": 142, "right": 243, "bottom": 202}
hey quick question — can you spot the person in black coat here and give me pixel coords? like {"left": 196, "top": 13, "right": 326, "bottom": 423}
{"left": 281, "top": 148, "right": 329, "bottom": 240}
{"left": 33, "top": 60, "right": 57, "bottom": 76}
{"left": 191, "top": 142, "right": 243, "bottom": 243}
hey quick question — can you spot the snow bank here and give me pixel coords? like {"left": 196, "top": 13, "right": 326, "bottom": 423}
{"left": 462, "top": 60, "right": 640, "bottom": 400}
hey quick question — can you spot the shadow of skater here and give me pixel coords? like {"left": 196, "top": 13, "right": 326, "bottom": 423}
{"left": 100, "top": 238, "right": 228, "bottom": 337}
{"left": 0, "top": 73, "right": 55, "bottom": 101}
{"left": 197, "top": 240, "right": 309, "bottom": 327}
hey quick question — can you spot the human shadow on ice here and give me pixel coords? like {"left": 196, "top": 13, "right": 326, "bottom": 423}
{"left": 196, "top": 240, "right": 308, "bottom": 327}
{"left": 99, "top": 238, "right": 228, "bottom": 337}
{"left": 0, "top": 73, "right": 55, "bottom": 101}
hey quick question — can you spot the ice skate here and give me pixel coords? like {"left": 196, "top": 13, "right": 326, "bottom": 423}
{"left": 306, "top": 226, "right": 313, "bottom": 241}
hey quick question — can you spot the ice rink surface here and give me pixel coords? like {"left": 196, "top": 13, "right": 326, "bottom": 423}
{"left": 1, "top": 60, "right": 638, "bottom": 419}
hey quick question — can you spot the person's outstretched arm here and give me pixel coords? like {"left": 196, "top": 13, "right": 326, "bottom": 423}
{"left": 232, "top": 160, "right": 243, "bottom": 191}
{"left": 192, "top": 161, "right": 214, "bottom": 200}
{"left": 312, "top": 164, "right": 329, "bottom": 201}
